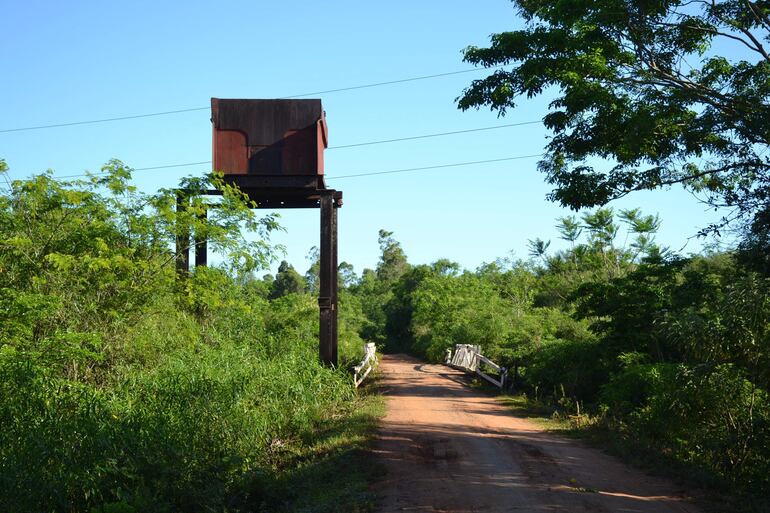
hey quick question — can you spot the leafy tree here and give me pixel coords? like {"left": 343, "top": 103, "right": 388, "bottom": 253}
{"left": 0, "top": 161, "right": 277, "bottom": 378}
{"left": 737, "top": 208, "right": 770, "bottom": 273}
{"left": 532, "top": 207, "right": 663, "bottom": 306}
{"left": 476, "top": 259, "right": 539, "bottom": 311}
{"left": 458, "top": 0, "right": 770, "bottom": 242}
{"left": 384, "top": 264, "right": 435, "bottom": 352}
{"left": 269, "top": 260, "right": 306, "bottom": 299}
{"left": 582, "top": 208, "right": 618, "bottom": 250}
{"left": 619, "top": 208, "right": 661, "bottom": 258}
{"left": 376, "top": 229, "right": 409, "bottom": 284}
{"left": 527, "top": 237, "right": 551, "bottom": 262}
{"left": 557, "top": 215, "right": 582, "bottom": 246}
{"left": 349, "top": 268, "right": 389, "bottom": 343}
{"left": 574, "top": 258, "right": 685, "bottom": 362}
{"left": 346, "top": 230, "right": 410, "bottom": 346}
{"left": 304, "top": 246, "right": 320, "bottom": 293}
{"left": 407, "top": 268, "right": 512, "bottom": 361}
{"left": 338, "top": 261, "right": 358, "bottom": 289}
{"left": 661, "top": 256, "right": 770, "bottom": 388}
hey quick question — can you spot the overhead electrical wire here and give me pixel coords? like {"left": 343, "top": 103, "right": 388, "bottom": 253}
{"left": 325, "top": 154, "right": 544, "bottom": 180}
{"left": 0, "top": 67, "right": 501, "bottom": 134}
{"left": 0, "top": 107, "right": 210, "bottom": 133}
{"left": 280, "top": 68, "right": 498, "bottom": 98}
{"left": 327, "top": 120, "right": 541, "bottom": 149}
{"left": 53, "top": 153, "right": 544, "bottom": 182}
{"left": 50, "top": 120, "right": 544, "bottom": 179}
{"left": 53, "top": 160, "right": 212, "bottom": 179}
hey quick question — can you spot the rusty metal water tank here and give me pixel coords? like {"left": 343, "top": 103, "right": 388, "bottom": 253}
{"left": 211, "top": 98, "right": 328, "bottom": 189}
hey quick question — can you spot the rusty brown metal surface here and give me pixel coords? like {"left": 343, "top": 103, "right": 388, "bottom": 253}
{"left": 175, "top": 191, "right": 190, "bottom": 277}
{"left": 211, "top": 98, "right": 327, "bottom": 188}
{"left": 195, "top": 208, "right": 207, "bottom": 268}
{"left": 319, "top": 190, "right": 340, "bottom": 365}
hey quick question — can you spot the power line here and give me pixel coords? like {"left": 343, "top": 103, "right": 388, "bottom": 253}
{"left": 281, "top": 68, "right": 496, "bottom": 98}
{"left": 51, "top": 120, "right": 543, "bottom": 179}
{"left": 55, "top": 153, "right": 544, "bottom": 182}
{"left": 327, "top": 120, "right": 541, "bottom": 149}
{"left": 0, "top": 107, "right": 210, "bottom": 133}
{"left": 55, "top": 161, "right": 212, "bottom": 179}
{"left": 135, "top": 161, "right": 211, "bottom": 172}
{"left": 0, "top": 67, "right": 498, "bottom": 134}
{"left": 325, "top": 154, "right": 543, "bottom": 180}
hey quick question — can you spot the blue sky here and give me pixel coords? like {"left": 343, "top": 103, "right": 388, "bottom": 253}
{"left": 1, "top": 0, "right": 733, "bottom": 276}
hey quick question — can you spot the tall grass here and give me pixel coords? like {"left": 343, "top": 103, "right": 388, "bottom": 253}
{"left": 0, "top": 295, "right": 376, "bottom": 513}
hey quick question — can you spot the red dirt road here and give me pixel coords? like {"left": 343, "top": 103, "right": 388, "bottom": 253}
{"left": 373, "top": 354, "right": 701, "bottom": 513}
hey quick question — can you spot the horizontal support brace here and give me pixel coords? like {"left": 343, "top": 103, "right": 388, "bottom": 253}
{"left": 177, "top": 188, "right": 342, "bottom": 209}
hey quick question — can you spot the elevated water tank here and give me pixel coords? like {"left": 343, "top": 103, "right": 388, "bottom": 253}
{"left": 211, "top": 98, "right": 327, "bottom": 189}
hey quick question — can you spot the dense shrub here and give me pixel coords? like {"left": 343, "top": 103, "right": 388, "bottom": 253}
{"left": 0, "top": 162, "right": 374, "bottom": 513}
{"left": 601, "top": 361, "right": 770, "bottom": 494}
{"left": 0, "top": 326, "right": 357, "bottom": 512}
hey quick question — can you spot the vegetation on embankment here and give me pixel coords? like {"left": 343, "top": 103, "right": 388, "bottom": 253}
{"left": 0, "top": 160, "right": 382, "bottom": 513}
{"left": 342, "top": 220, "right": 770, "bottom": 513}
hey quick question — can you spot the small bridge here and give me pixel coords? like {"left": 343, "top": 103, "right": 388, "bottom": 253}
{"left": 445, "top": 344, "right": 507, "bottom": 389}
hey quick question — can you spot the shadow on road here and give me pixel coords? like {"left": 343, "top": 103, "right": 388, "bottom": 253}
{"left": 372, "top": 354, "right": 699, "bottom": 513}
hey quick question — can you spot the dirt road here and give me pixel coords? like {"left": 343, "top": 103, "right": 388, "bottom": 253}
{"left": 373, "top": 354, "right": 700, "bottom": 513}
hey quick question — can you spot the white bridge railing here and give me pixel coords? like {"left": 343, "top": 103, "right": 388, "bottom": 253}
{"left": 445, "top": 344, "right": 507, "bottom": 389}
{"left": 353, "top": 342, "right": 377, "bottom": 388}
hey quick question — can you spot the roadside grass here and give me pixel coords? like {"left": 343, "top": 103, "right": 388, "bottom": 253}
{"left": 260, "top": 390, "right": 386, "bottom": 513}
{"left": 497, "top": 393, "right": 768, "bottom": 513}
{"left": 497, "top": 394, "right": 573, "bottom": 430}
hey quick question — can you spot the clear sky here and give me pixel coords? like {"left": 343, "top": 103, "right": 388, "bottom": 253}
{"left": 1, "top": 0, "right": 735, "bottom": 277}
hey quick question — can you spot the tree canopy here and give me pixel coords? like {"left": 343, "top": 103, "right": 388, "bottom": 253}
{"left": 458, "top": 0, "right": 770, "bottom": 249}
{"left": 376, "top": 229, "right": 409, "bottom": 284}
{"left": 269, "top": 260, "right": 306, "bottom": 299}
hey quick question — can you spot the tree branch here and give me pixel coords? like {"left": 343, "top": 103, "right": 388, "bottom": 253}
{"left": 597, "top": 161, "right": 770, "bottom": 205}
{"left": 652, "top": 19, "right": 768, "bottom": 60}
{"left": 745, "top": 0, "right": 770, "bottom": 33}
{"left": 730, "top": 11, "right": 770, "bottom": 61}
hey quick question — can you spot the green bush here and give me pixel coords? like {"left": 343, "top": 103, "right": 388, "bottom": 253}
{"left": 0, "top": 163, "right": 377, "bottom": 513}
{"left": 623, "top": 364, "right": 770, "bottom": 491}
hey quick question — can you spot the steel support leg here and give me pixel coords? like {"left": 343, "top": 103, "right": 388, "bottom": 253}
{"left": 331, "top": 199, "right": 338, "bottom": 363}
{"left": 319, "top": 190, "right": 338, "bottom": 366}
{"left": 176, "top": 191, "right": 190, "bottom": 278}
{"left": 195, "top": 207, "right": 207, "bottom": 268}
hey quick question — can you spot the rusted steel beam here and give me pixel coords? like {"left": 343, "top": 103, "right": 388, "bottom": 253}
{"left": 195, "top": 207, "right": 207, "bottom": 268}
{"left": 221, "top": 175, "right": 319, "bottom": 189}
{"left": 175, "top": 191, "right": 190, "bottom": 278}
{"left": 331, "top": 197, "right": 338, "bottom": 364}
{"left": 319, "top": 190, "right": 338, "bottom": 366}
